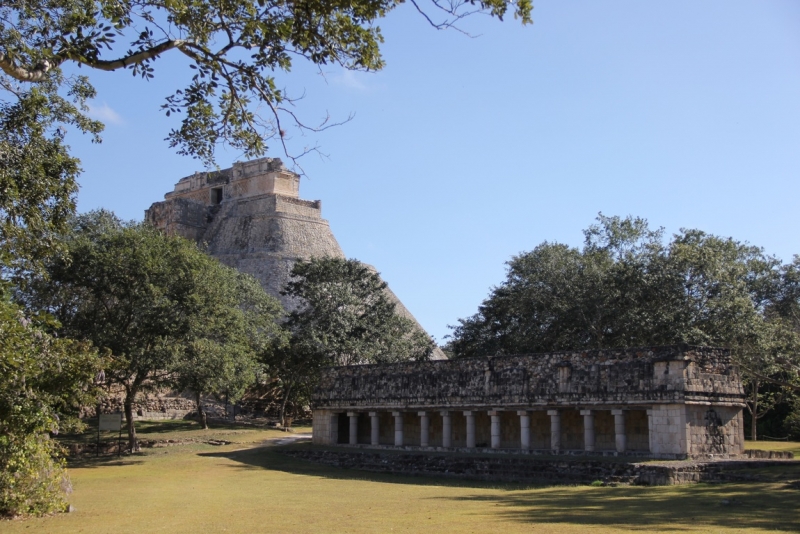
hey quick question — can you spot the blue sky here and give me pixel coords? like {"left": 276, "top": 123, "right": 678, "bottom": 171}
{"left": 69, "top": 0, "right": 800, "bottom": 344}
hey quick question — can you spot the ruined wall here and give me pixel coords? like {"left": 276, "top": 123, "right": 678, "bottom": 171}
{"left": 687, "top": 405, "right": 745, "bottom": 456}
{"left": 313, "top": 346, "right": 744, "bottom": 410}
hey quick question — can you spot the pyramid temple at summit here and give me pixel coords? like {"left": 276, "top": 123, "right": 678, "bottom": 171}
{"left": 145, "top": 157, "right": 444, "bottom": 359}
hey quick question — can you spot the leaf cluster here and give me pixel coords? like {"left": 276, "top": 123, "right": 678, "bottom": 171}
{"left": 1, "top": 0, "right": 531, "bottom": 166}
{"left": 281, "top": 257, "right": 433, "bottom": 367}
{"left": 172, "top": 267, "right": 287, "bottom": 405}
{"left": 0, "top": 72, "right": 102, "bottom": 280}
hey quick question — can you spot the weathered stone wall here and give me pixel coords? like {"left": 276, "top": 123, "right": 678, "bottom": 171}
{"left": 88, "top": 390, "right": 198, "bottom": 420}
{"left": 687, "top": 405, "right": 744, "bottom": 456}
{"left": 313, "top": 346, "right": 743, "bottom": 410}
{"left": 145, "top": 197, "right": 209, "bottom": 242}
{"left": 312, "top": 346, "right": 745, "bottom": 458}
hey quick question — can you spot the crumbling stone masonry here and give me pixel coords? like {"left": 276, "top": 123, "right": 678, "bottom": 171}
{"left": 145, "top": 157, "right": 344, "bottom": 310}
{"left": 311, "top": 346, "right": 746, "bottom": 459}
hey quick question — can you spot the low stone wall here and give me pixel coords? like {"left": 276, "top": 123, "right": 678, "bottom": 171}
{"left": 84, "top": 389, "right": 230, "bottom": 421}
{"left": 742, "top": 449, "right": 795, "bottom": 459}
{"left": 280, "top": 448, "right": 795, "bottom": 486}
{"left": 88, "top": 393, "right": 197, "bottom": 419}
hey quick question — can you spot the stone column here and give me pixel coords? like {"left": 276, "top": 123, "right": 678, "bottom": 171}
{"left": 580, "top": 409, "right": 595, "bottom": 452}
{"left": 441, "top": 411, "right": 452, "bottom": 448}
{"left": 392, "top": 411, "right": 404, "bottom": 447}
{"left": 488, "top": 410, "right": 501, "bottom": 449}
{"left": 330, "top": 413, "right": 339, "bottom": 444}
{"left": 612, "top": 409, "right": 626, "bottom": 453}
{"left": 347, "top": 412, "right": 359, "bottom": 445}
{"left": 547, "top": 409, "right": 561, "bottom": 452}
{"left": 418, "top": 412, "right": 430, "bottom": 447}
{"left": 517, "top": 411, "right": 531, "bottom": 450}
{"left": 369, "top": 412, "right": 379, "bottom": 446}
{"left": 464, "top": 411, "right": 476, "bottom": 448}
{"left": 646, "top": 408, "right": 654, "bottom": 454}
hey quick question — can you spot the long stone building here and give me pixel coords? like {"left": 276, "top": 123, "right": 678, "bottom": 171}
{"left": 145, "top": 157, "right": 444, "bottom": 358}
{"left": 311, "top": 346, "right": 746, "bottom": 459}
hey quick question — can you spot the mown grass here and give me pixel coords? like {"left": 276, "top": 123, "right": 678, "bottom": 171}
{"left": 1, "top": 424, "right": 798, "bottom": 533}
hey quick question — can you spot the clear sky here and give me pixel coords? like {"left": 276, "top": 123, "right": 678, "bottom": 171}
{"left": 68, "top": 0, "right": 800, "bottom": 344}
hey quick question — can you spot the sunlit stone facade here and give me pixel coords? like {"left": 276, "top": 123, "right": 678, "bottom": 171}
{"left": 311, "top": 346, "right": 746, "bottom": 459}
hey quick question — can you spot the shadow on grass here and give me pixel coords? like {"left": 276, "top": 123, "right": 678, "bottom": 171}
{"left": 66, "top": 454, "right": 145, "bottom": 469}
{"left": 199, "top": 443, "right": 527, "bottom": 490}
{"left": 199, "top": 443, "right": 800, "bottom": 532}
{"left": 133, "top": 420, "right": 207, "bottom": 434}
{"left": 433, "top": 483, "right": 800, "bottom": 531}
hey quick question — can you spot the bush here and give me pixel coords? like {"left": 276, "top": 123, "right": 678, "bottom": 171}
{"left": 0, "top": 431, "right": 70, "bottom": 517}
{"left": 0, "top": 296, "right": 99, "bottom": 517}
{"left": 783, "top": 406, "right": 800, "bottom": 441}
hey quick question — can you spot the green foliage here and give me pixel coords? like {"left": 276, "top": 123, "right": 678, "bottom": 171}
{"left": 283, "top": 257, "right": 433, "bottom": 366}
{"left": 0, "top": 0, "right": 531, "bottom": 166}
{"left": 0, "top": 295, "right": 99, "bottom": 517}
{"left": 0, "top": 74, "right": 103, "bottom": 279}
{"left": 784, "top": 403, "right": 800, "bottom": 441}
{"left": 0, "top": 74, "right": 103, "bottom": 515}
{"left": 267, "top": 257, "right": 433, "bottom": 424}
{"left": 26, "top": 210, "right": 285, "bottom": 446}
{"left": 0, "top": 432, "right": 69, "bottom": 518}
{"left": 172, "top": 268, "right": 286, "bottom": 428}
{"left": 448, "top": 215, "right": 800, "bottom": 391}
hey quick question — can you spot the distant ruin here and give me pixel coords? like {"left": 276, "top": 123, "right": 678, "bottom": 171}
{"left": 145, "top": 157, "right": 443, "bottom": 358}
{"left": 311, "top": 345, "right": 747, "bottom": 459}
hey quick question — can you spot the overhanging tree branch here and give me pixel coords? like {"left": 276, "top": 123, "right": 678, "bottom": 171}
{"left": 0, "top": 40, "right": 191, "bottom": 82}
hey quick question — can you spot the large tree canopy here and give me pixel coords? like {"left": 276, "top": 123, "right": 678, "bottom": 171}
{"left": 267, "top": 257, "right": 433, "bottom": 425}
{"left": 448, "top": 215, "right": 800, "bottom": 390}
{"left": 25, "top": 211, "right": 286, "bottom": 449}
{"left": 0, "top": 0, "right": 532, "bottom": 166}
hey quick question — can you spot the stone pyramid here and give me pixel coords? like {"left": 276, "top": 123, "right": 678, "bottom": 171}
{"left": 145, "top": 157, "right": 444, "bottom": 359}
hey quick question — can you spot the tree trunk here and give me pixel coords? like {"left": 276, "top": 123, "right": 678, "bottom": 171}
{"left": 196, "top": 391, "right": 208, "bottom": 429}
{"left": 123, "top": 388, "right": 139, "bottom": 453}
{"left": 751, "top": 381, "right": 758, "bottom": 442}
{"left": 280, "top": 382, "right": 293, "bottom": 429}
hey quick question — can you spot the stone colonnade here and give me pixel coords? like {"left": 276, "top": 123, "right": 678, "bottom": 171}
{"left": 340, "top": 408, "right": 649, "bottom": 453}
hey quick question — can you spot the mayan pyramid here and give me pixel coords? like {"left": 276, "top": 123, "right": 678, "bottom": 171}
{"left": 145, "top": 157, "right": 444, "bottom": 359}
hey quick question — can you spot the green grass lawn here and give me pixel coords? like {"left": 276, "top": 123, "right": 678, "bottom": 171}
{"left": 2, "top": 423, "right": 798, "bottom": 533}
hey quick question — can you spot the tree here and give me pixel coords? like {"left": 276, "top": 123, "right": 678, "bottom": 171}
{"left": 25, "top": 211, "right": 285, "bottom": 450}
{"left": 0, "top": 75, "right": 103, "bottom": 517}
{"left": 447, "top": 215, "right": 800, "bottom": 438}
{"left": 449, "top": 215, "right": 680, "bottom": 357}
{"left": 268, "top": 257, "right": 433, "bottom": 426}
{"left": 172, "top": 270, "right": 286, "bottom": 429}
{"left": 1, "top": 0, "right": 532, "bottom": 166}
{"left": 0, "top": 76, "right": 102, "bottom": 281}
{"left": 0, "top": 294, "right": 99, "bottom": 517}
